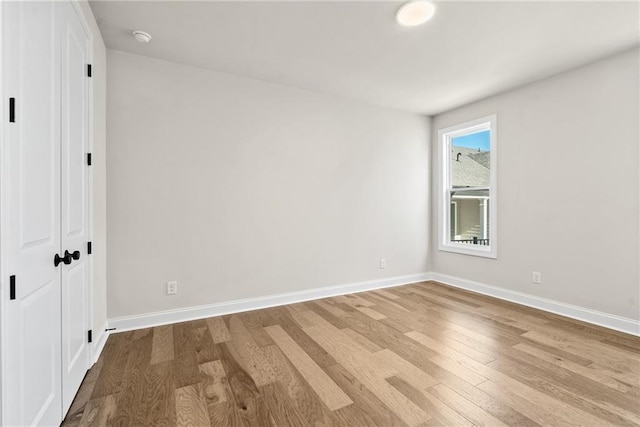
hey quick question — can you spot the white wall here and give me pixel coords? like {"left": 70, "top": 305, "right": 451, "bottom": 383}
{"left": 432, "top": 48, "right": 640, "bottom": 320}
{"left": 106, "top": 50, "right": 430, "bottom": 319}
{"left": 77, "top": 0, "right": 108, "bottom": 350}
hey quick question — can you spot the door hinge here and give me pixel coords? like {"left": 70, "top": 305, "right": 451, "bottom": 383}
{"left": 9, "top": 98, "right": 15, "bottom": 122}
{"left": 87, "top": 153, "right": 92, "bottom": 166}
{"left": 88, "top": 330, "right": 93, "bottom": 343}
{"left": 9, "top": 275, "right": 16, "bottom": 300}
{"left": 87, "top": 64, "right": 92, "bottom": 78}
{"left": 87, "top": 241, "right": 92, "bottom": 255}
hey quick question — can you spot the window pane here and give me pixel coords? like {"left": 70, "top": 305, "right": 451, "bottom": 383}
{"left": 449, "top": 189, "right": 490, "bottom": 246}
{"left": 451, "top": 130, "right": 490, "bottom": 188}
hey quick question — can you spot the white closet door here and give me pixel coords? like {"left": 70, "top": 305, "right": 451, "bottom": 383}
{"left": 2, "top": 1, "right": 63, "bottom": 425}
{"left": 59, "top": 1, "right": 92, "bottom": 414}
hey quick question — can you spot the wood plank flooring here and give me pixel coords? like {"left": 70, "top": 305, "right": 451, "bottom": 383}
{"left": 62, "top": 281, "right": 640, "bottom": 426}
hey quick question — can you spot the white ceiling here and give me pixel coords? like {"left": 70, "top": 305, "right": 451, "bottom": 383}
{"left": 90, "top": 1, "right": 639, "bottom": 115}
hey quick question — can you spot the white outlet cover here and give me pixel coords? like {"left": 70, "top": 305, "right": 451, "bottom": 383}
{"left": 167, "top": 281, "right": 177, "bottom": 295}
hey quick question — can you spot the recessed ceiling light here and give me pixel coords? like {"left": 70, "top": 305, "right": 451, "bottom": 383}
{"left": 132, "top": 30, "right": 152, "bottom": 43}
{"left": 396, "top": 1, "right": 436, "bottom": 27}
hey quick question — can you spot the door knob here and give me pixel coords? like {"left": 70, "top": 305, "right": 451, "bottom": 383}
{"left": 54, "top": 252, "right": 72, "bottom": 267}
{"left": 65, "top": 250, "right": 80, "bottom": 261}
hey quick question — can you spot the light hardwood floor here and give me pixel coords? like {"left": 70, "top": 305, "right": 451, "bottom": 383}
{"left": 62, "top": 281, "right": 640, "bottom": 426}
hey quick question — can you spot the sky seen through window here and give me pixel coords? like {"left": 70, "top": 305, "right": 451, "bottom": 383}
{"left": 452, "top": 130, "right": 490, "bottom": 151}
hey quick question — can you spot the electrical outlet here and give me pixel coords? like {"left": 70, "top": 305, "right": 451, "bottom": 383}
{"left": 532, "top": 272, "right": 542, "bottom": 284}
{"left": 167, "top": 281, "right": 177, "bottom": 295}
{"left": 380, "top": 258, "right": 386, "bottom": 269}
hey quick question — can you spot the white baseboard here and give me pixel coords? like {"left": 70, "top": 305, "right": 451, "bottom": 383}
{"left": 92, "top": 323, "right": 109, "bottom": 364}
{"left": 106, "top": 271, "right": 639, "bottom": 337}
{"left": 108, "top": 272, "right": 433, "bottom": 332}
{"left": 430, "top": 272, "right": 640, "bottom": 337}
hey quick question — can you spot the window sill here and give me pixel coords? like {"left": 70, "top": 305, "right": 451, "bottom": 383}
{"left": 438, "top": 243, "right": 497, "bottom": 259}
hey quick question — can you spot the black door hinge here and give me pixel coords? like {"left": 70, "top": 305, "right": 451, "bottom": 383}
{"left": 9, "top": 98, "right": 15, "bottom": 122}
{"left": 88, "top": 330, "right": 93, "bottom": 343}
{"left": 87, "top": 64, "right": 92, "bottom": 78}
{"left": 9, "top": 275, "right": 16, "bottom": 300}
{"left": 87, "top": 153, "right": 92, "bottom": 166}
{"left": 87, "top": 241, "right": 92, "bottom": 255}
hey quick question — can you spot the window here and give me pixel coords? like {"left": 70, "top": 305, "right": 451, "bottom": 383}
{"left": 438, "top": 115, "right": 497, "bottom": 258}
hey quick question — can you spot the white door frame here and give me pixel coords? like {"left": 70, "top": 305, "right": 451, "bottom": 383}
{"left": 69, "top": 0, "right": 95, "bottom": 367}
{"left": 1, "top": 3, "right": 7, "bottom": 422}
{"left": 0, "top": 0, "right": 5, "bottom": 421}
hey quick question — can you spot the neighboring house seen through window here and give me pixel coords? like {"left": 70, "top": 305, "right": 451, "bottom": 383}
{"left": 438, "top": 115, "right": 497, "bottom": 258}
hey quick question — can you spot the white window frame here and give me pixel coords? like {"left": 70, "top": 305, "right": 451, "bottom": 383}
{"left": 450, "top": 201, "right": 458, "bottom": 239}
{"left": 438, "top": 114, "right": 497, "bottom": 258}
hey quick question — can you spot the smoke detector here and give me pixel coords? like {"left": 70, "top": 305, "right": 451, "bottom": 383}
{"left": 132, "top": 30, "right": 152, "bottom": 43}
